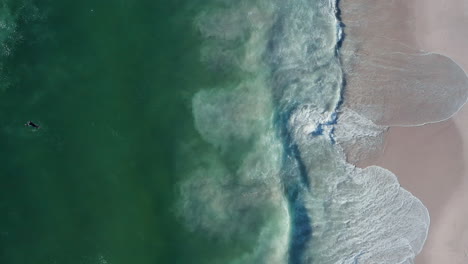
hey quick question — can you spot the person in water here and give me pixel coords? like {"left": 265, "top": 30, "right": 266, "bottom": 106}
{"left": 25, "top": 121, "right": 40, "bottom": 129}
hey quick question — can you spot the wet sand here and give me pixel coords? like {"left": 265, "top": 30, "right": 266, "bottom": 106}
{"left": 367, "top": 107, "right": 468, "bottom": 263}
{"left": 361, "top": 0, "right": 468, "bottom": 262}
{"left": 339, "top": 0, "right": 468, "bottom": 127}
{"left": 340, "top": 0, "right": 468, "bottom": 262}
{"left": 411, "top": 1, "right": 468, "bottom": 263}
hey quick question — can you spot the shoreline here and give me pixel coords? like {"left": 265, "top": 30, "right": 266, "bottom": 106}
{"left": 394, "top": 1, "right": 468, "bottom": 262}
{"left": 338, "top": 0, "right": 468, "bottom": 127}
{"left": 367, "top": 107, "right": 468, "bottom": 264}
{"left": 338, "top": 0, "right": 468, "bottom": 262}
{"left": 355, "top": 0, "right": 468, "bottom": 263}
{"left": 384, "top": 51, "right": 468, "bottom": 128}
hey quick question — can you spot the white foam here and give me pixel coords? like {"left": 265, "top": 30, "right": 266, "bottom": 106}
{"left": 291, "top": 109, "right": 429, "bottom": 264}
{"left": 334, "top": 108, "right": 388, "bottom": 164}
{"left": 177, "top": 0, "right": 431, "bottom": 263}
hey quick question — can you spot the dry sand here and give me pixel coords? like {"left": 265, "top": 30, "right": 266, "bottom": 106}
{"left": 362, "top": 0, "right": 468, "bottom": 263}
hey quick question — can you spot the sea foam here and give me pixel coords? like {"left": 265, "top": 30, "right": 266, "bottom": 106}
{"left": 177, "top": 0, "right": 430, "bottom": 263}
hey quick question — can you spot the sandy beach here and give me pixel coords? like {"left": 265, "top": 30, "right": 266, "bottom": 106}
{"left": 367, "top": 108, "right": 468, "bottom": 263}
{"left": 413, "top": 0, "right": 468, "bottom": 72}
{"left": 339, "top": 0, "right": 468, "bottom": 127}
{"left": 358, "top": 0, "right": 468, "bottom": 263}
{"left": 339, "top": 0, "right": 468, "bottom": 262}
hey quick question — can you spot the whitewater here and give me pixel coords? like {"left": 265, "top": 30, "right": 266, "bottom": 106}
{"left": 177, "top": 0, "right": 430, "bottom": 263}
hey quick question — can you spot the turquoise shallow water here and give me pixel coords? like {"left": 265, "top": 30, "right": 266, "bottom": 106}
{"left": 0, "top": 0, "right": 241, "bottom": 263}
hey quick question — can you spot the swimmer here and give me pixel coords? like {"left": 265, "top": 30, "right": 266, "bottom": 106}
{"left": 25, "top": 121, "right": 40, "bottom": 129}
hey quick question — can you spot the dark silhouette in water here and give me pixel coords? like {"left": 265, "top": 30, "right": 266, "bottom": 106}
{"left": 25, "top": 121, "right": 40, "bottom": 129}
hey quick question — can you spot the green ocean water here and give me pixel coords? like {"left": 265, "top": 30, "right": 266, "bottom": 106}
{"left": 0, "top": 0, "right": 437, "bottom": 263}
{"left": 0, "top": 1, "right": 239, "bottom": 263}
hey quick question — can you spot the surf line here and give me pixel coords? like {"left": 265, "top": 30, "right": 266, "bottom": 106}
{"left": 273, "top": 0, "right": 346, "bottom": 262}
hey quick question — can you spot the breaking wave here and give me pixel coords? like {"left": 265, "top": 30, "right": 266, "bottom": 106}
{"left": 176, "top": 0, "right": 430, "bottom": 263}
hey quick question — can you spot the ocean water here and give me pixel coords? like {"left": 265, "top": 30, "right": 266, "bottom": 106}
{"left": 0, "top": 0, "right": 237, "bottom": 263}
{"left": 1, "top": 0, "right": 434, "bottom": 264}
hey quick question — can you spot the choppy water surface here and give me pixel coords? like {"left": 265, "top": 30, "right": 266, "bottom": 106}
{"left": 0, "top": 0, "right": 437, "bottom": 263}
